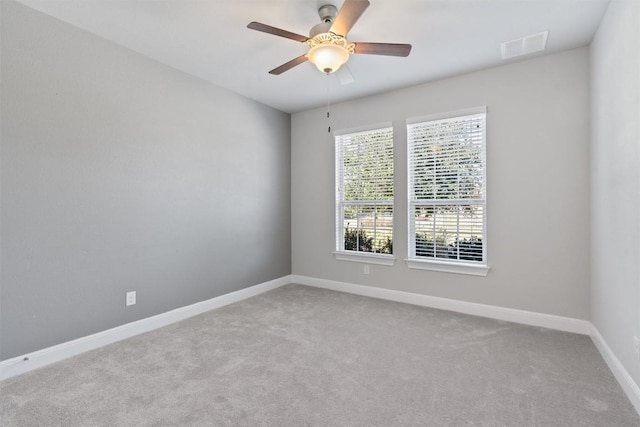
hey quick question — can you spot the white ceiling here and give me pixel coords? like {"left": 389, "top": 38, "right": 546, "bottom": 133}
{"left": 16, "top": 0, "right": 610, "bottom": 113}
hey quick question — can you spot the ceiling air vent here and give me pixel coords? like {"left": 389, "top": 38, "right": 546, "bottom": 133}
{"left": 501, "top": 30, "right": 549, "bottom": 59}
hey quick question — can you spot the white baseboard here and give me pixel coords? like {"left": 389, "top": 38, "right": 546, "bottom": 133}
{"left": 590, "top": 324, "right": 640, "bottom": 415}
{"left": 3, "top": 274, "right": 639, "bottom": 418}
{"left": 291, "top": 275, "right": 591, "bottom": 335}
{"left": 292, "top": 275, "right": 640, "bottom": 417}
{"left": 0, "top": 275, "right": 291, "bottom": 382}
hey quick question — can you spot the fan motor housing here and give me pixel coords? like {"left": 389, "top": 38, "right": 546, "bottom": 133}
{"left": 310, "top": 22, "right": 332, "bottom": 38}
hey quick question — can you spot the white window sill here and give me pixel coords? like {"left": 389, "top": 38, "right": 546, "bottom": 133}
{"left": 405, "top": 258, "right": 490, "bottom": 276}
{"left": 333, "top": 251, "right": 396, "bottom": 266}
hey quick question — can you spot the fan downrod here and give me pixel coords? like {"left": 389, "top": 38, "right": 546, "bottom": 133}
{"left": 317, "top": 4, "right": 338, "bottom": 23}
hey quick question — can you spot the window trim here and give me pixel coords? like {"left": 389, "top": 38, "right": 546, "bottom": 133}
{"left": 334, "top": 122, "right": 395, "bottom": 261}
{"left": 406, "top": 106, "right": 489, "bottom": 275}
{"left": 405, "top": 258, "right": 489, "bottom": 276}
{"left": 334, "top": 251, "right": 396, "bottom": 266}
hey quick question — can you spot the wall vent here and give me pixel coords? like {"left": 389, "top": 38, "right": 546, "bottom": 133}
{"left": 501, "top": 30, "right": 549, "bottom": 59}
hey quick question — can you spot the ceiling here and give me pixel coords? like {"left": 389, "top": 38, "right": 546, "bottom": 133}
{"left": 15, "top": 0, "right": 610, "bottom": 113}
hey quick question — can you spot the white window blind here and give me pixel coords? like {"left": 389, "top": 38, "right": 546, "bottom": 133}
{"left": 407, "top": 111, "right": 486, "bottom": 265}
{"left": 335, "top": 126, "right": 394, "bottom": 255}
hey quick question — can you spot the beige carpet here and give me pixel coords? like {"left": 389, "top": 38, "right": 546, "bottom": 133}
{"left": 1, "top": 284, "right": 639, "bottom": 426}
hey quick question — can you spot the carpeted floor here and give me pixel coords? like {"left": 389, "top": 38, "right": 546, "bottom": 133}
{"left": 1, "top": 284, "right": 639, "bottom": 426}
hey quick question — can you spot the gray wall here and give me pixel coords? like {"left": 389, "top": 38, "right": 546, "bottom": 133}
{"left": 0, "top": 1, "right": 291, "bottom": 360}
{"left": 590, "top": 0, "right": 640, "bottom": 387}
{"left": 292, "top": 48, "right": 590, "bottom": 319}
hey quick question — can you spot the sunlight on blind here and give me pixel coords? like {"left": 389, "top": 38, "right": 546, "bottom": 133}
{"left": 336, "top": 126, "right": 394, "bottom": 255}
{"left": 408, "top": 113, "right": 486, "bottom": 263}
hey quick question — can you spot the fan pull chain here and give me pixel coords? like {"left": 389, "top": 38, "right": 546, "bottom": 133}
{"left": 326, "top": 71, "right": 331, "bottom": 133}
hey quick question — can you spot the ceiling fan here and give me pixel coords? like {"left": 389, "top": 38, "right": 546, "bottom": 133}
{"left": 247, "top": 0, "right": 412, "bottom": 76}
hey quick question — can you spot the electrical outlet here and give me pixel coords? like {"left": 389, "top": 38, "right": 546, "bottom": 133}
{"left": 363, "top": 265, "right": 370, "bottom": 275}
{"left": 634, "top": 336, "right": 639, "bottom": 360}
{"left": 126, "top": 291, "right": 136, "bottom": 307}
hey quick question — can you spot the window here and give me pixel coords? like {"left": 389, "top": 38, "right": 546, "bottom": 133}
{"left": 407, "top": 108, "right": 488, "bottom": 275}
{"left": 335, "top": 125, "right": 394, "bottom": 265}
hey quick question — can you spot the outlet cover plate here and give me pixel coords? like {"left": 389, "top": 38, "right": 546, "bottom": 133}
{"left": 126, "top": 291, "right": 136, "bottom": 306}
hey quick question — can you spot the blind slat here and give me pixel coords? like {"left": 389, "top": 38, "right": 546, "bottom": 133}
{"left": 408, "top": 112, "right": 487, "bottom": 263}
{"left": 336, "top": 126, "right": 394, "bottom": 255}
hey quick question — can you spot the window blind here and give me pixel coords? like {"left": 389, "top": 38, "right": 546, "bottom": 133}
{"left": 335, "top": 126, "right": 394, "bottom": 255}
{"left": 407, "top": 112, "right": 486, "bottom": 263}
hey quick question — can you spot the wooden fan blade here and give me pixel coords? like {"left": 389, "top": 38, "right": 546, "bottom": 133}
{"left": 247, "top": 22, "right": 309, "bottom": 43}
{"left": 353, "top": 42, "right": 412, "bottom": 57}
{"left": 269, "top": 55, "right": 309, "bottom": 75}
{"left": 330, "top": 0, "right": 370, "bottom": 37}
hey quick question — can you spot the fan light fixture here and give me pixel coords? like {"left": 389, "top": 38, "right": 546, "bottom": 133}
{"left": 306, "top": 32, "right": 354, "bottom": 74}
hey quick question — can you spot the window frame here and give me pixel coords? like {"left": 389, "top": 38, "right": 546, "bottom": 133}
{"left": 405, "top": 107, "right": 489, "bottom": 276}
{"left": 334, "top": 123, "right": 396, "bottom": 266}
